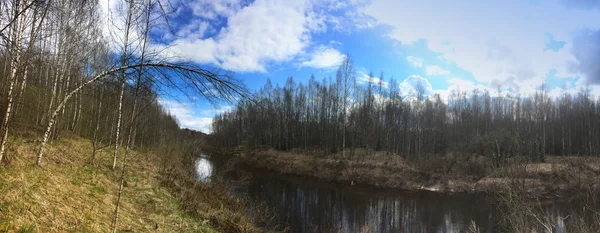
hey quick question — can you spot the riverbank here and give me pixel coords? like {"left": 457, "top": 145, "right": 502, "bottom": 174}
{"left": 0, "top": 130, "right": 257, "bottom": 232}
{"left": 214, "top": 147, "right": 600, "bottom": 199}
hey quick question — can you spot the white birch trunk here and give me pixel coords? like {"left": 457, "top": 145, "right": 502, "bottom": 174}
{"left": 112, "top": 0, "right": 134, "bottom": 171}
{"left": 0, "top": 0, "right": 27, "bottom": 161}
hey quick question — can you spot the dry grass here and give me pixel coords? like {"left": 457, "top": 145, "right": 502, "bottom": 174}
{"left": 155, "top": 143, "right": 265, "bottom": 233}
{"left": 0, "top": 133, "right": 215, "bottom": 232}
{"left": 227, "top": 148, "right": 427, "bottom": 191}
{"left": 222, "top": 147, "right": 600, "bottom": 198}
{"left": 496, "top": 181, "right": 600, "bottom": 233}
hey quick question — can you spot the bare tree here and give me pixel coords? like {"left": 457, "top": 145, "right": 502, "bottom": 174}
{"left": 0, "top": 0, "right": 28, "bottom": 162}
{"left": 337, "top": 55, "right": 354, "bottom": 159}
{"left": 37, "top": 63, "right": 246, "bottom": 164}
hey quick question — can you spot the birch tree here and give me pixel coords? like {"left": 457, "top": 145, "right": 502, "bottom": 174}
{"left": 112, "top": 0, "right": 152, "bottom": 230}
{"left": 0, "top": 0, "right": 28, "bottom": 162}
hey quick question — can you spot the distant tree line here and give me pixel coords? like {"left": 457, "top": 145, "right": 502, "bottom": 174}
{"left": 211, "top": 57, "right": 599, "bottom": 164}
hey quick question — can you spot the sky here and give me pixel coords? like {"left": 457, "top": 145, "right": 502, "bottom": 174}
{"left": 102, "top": 0, "right": 600, "bottom": 133}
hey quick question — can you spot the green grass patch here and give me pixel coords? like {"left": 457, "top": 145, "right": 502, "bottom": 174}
{"left": 88, "top": 186, "right": 107, "bottom": 196}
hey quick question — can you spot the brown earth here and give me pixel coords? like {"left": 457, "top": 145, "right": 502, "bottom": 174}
{"left": 213, "top": 147, "right": 600, "bottom": 199}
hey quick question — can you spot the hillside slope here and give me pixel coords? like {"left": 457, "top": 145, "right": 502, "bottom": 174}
{"left": 0, "top": 132, "right": 215, "bottom": 232}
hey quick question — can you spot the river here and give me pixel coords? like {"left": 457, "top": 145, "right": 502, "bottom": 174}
{"left": 196, "top": 154, "right": 576, "bottom": 233}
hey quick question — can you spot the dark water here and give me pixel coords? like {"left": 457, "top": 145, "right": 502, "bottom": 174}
{"left": 195, "top": 155, "right": 574, "bottom": 233}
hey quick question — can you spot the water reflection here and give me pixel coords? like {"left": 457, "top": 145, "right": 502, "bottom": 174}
{"left": 196, "top": 155, "right": 574, "bottom": 233}
{"left": 243, "top": 174, "right": 495, "bottom": 233}
{"left": 195, "top": 156, "right": 213, "bottom": 182}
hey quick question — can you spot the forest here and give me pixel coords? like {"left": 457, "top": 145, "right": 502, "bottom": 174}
{"left": 2, "top": 0, "right": 600, "bottom": 232}
{"left": 212, "top": 57, "right": 600, "bottom": 165}
{"left": 0, "top": 0, "right": 244, "bottom": 164}
{"left": 0, "top": 0, "right": 250, "bottom": 232}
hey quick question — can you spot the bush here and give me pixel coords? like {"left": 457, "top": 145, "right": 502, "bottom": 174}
{"left": 409, "top": 153, "right": 489, "bottom": 179}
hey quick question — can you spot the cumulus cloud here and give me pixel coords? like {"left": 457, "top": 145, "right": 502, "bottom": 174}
{"left": 152, "top": 0, "right": 313, "bottom": 72}
{"left": 176, "top": 20, "right": 212, "bottom": 38}
{"left": 362, "top": 0, "right": 600, "bottom": 93}
{"left": 548, "top": 87, "right": 581, "bottom": 100}
{"left": 570, "top": 29, "right": 600, "bottom": 85}
{"left": 432, "top": 77, "right": 514, "bottom": 104}
{"left": 357, "top": 72, "right": 389, "bottom": 88}
{"left": 152, "top": 0, "right": 369, "bottom": 73}
{"left": 299, "top": 46, "right": 346, "bottom": 69}
{"left": 158, "top": 99, "right": 214, "bottom": 133}
{"left": 406, "top": 56, "right": 423, "bottom": 67}
{"left": 399, "top": 75, "right": 434, "bottom": 98}
{"left": 99, "top": 0, "right": 146, "bottom": 52}
{"left": 425, "top": 65, "right": 451, "bottom": 76}
{"left": 103, "top": 0, "right": 370, "bottom": 73}
{"left": 446, "top": 78, "right": 492, "bottom": 93}
{"left": 199, "top": 105, "right": 233, "bottom": 115}
{"left": 187, "top": 0, "right": 245, "bottom": 20}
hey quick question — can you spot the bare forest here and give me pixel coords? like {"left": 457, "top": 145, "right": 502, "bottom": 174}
{"left": 2, "top": 0, "right": 600, "bottom": 232}
{"left": 212, "top": 57, "right": 599, "bottom": 164}
{"left": 0, "top": 0, "right": 247, "bottom": 232}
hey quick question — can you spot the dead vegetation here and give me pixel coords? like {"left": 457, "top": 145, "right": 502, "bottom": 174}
{"left": 219, "top": 147, "right": 600, "bottom": 198}
{"left": 496, "top": 181, "right": 600, "bottom": 233}
{"left": 0, "top": 131, "right": 239, "bottom": 232}
{"left": 155, "top": 142, "right": 266, "bottom": 233}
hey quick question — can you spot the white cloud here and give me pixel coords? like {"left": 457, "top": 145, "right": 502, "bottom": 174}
{"left": 406, "top": 56, "right": 423, "bottom": 67}
{"left": 570, "top": 29, "right": 600, "bottom": 85}
{"left": 200, "top": 105, "right": 233, "bottom": 115}
{"left": 362, "top": 0, "right": 600, "bottom": 93}
{"left": 446, "top": 78, "right": 494, "bottom": 94}
{"left": 307, "top": 0, "right": 373, "bottom": 32}
{"left": 188, "top": 0, "right": 244, "bottom": 20}
{"left": 329, "top": 40, "right": 342, "bottom": 45}
{"left": 357, "top": 72, "right": 389, "bottom": 88}
{"left": 103, "top": 0, "right": 369, "bottom": 73}
{"left": 399, "top": 75, "right": 434, "bottom": 97}
{"left": 156, "top": 0, "right": 315, "bottom": 72}
{"left": 177, "top": 20, "right": 212, "bottom": 38}
{"left": 548, "top": 87, "right": 580, "bottom": 100}
{"left": 158, "top": 99, "right": 214, "bottom": 133}
{"left": 299, "top": 46, "right": 346, "bottom": 69}
{"left": 432, "top": 77, "right": 523, "bottom": 104}
{"left": 202, "top": 88, "right": 220, "bottom": 96}
{"left": 425, "top": 65, "right": 451, "bottom": 76}
{"left": 446, "top": 78, "right": 477, "bottom": 91}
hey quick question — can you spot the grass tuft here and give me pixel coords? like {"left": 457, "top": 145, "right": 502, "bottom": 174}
{"left": 0, "top": 132, "right": 215, "bottom": 232}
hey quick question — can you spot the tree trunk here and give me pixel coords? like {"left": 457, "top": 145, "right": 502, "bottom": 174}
{"left": 113, "top": 1, "right": 150, "bottom": 230}
{"left": 112, "top": 0, "right": 134, "bottom": 170}
{"left": 91, "top": 86, "right": 104, "bottom": 165}
{"left": 0, "top": 0, "right": 27, "bottom": 162}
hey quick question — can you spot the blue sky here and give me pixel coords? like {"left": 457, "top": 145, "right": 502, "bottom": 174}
{"left": 102, "top": 0, "right": 600, "bottom": 133}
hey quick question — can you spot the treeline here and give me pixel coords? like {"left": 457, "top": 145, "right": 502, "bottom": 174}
{"left": 0, "top": 0, "right": 183, "bottom": 163}
{"left": 211, "top": 57, "right": 600, "bottom": 164}
{"left": 0, "top": 0, "right": 243, "bottom": 162}
{"left": 1, "top": 0, "right": 243, "bottom": 231}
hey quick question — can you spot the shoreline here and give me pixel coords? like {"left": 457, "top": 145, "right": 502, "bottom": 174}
{"left": 212, "top": 147, "right": 600, "bottom": 199}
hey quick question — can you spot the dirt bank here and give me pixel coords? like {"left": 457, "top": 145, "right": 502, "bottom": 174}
{"left": 213, "top": 148, "right": 600, "bottom": 199}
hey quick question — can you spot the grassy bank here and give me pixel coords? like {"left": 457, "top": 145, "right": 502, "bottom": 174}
{"left": 155, "top": 141, "right": 264, "bottom": 233}
{"left": 0, "top": 130, "right": 256, "bottom": 232}
{"left": 217, "top": 147, "right": 600, "bottom": 198}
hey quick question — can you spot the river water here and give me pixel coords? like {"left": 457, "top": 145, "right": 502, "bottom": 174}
{"left": 196, "top": 155, "right": 576, "bottom": 233}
